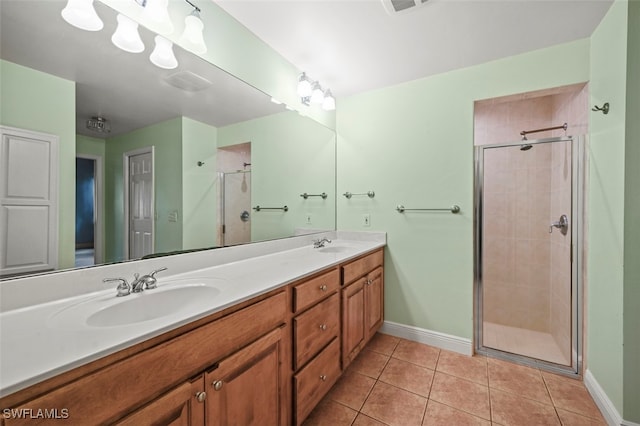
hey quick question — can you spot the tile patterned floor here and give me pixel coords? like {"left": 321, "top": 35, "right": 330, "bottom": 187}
{"left": 304, "top": 333, "right": 606, "bottom": 426}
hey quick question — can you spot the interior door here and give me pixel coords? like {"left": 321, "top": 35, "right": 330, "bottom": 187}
{"left": 0, "top": 126, "right": 58, "bottom": 276}
{"left": 128, "top": 151, "right": 153, "bottom": 259}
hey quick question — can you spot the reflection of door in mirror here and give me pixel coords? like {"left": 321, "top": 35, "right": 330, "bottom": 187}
{"left": 75, "top": 154, "right": 104, "bottom": 268}
{"left": 222, "top": 172, "right": 252, "bottom": 246}
{"left": 125, "top": 148, "right": 154, "bottom": 260}
{"left": 217, "top": 143, "right": 251, "bottom": 246}
{"left": 0, "top": 126, "right": 59, "bottom": 277}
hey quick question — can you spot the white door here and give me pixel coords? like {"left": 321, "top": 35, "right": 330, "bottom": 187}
{"left": 0, "top": 126, "right": 58, "bottom": 276}
{"left": 127, "top": 150, "right": 154, "bottom": 259}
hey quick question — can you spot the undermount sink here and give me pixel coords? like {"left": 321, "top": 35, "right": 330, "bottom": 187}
{"left": 316, "top": 246, "right": 351, "bottom": 254}
{"left": 48, "top": 279, "right": 224, "bottom": 330}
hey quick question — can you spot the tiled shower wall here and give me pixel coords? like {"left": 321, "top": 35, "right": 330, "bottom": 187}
{"left": 476, "top": 84, "right": 587, "bottom": 357}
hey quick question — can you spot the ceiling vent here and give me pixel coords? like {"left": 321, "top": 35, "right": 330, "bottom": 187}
{"left": 381, "top": 0, "right": 429, "bottom": 14}
{"left": 165, "top": 71, "right": 212, "bottom": 92}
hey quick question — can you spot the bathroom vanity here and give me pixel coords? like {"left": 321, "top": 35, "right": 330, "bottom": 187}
{"left": 0, "top": 233, "right": 385, "bottom": 425}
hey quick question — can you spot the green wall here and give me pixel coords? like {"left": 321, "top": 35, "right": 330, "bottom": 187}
{"left": 218, "top": 111, "right": 336, "bottom": 241}
{"left": 181, "top": 117, "right": 218, "bottom": 250}
{"left": 104, "top": 118, "right": 183, "bottom": 261}
{"left": 337, "top": 40, "right": 590, "bottom": 339}
{"left": 587, "top": 1, "right": 628, "bottom": 415}
{"left": 0, "top": 60, "right": 76, "bottom": 270}
{"left": 623, "top": 0, "right": 640, "bottom": 422}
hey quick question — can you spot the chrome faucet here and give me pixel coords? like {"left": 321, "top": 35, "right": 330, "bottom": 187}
{"left": 103, "top": 267, "right": 167, "bottom": 297}
{"left": 313, "top": 238, "right": 332, "bottom": 248}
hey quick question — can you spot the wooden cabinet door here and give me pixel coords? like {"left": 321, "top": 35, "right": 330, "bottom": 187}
{"left": 342, "top": 278, "right": 365, "bottom": 365}
{"left": 205, "top": 327, "right": 283, "bottom": 426}
{"left": 115, "top": 375, "right": 205, "bottom": 426}
{"left": 365, "top": 267, "right": 384, "bottom": 340}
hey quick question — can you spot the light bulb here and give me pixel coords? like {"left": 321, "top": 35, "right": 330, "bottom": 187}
{"left": 141, "top": 0, "right": 174, "bottom": 35}
{"left": 111, "top": 14, "right": 144, "bottom": 53}
{"left": 297, "top": 73, "right": 312, "bottom": 98}
{"left": 322, "top": 90, "right": 336, "bottom": 111}
{"left": 179, "top": 11, "right": 207, "bottom": 54}
{"left": 150, "top": 35, "right": 178, "bottom": 69}
{"left": 61, "top": 0, "right": 103, "bottom": 31}
{"left": 310, "top": 82, "right": 324, "bottom": 104}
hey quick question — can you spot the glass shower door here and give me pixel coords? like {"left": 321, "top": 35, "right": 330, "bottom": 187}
{"left": 221, "top": 171, "right": 251, "bottom": 246}
{"left": 478, "top": 138, "right": 575, "bottom": 367}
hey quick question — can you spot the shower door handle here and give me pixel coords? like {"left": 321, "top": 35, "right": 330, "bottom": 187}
{"left": 549, "top": 214, "right": 569, "bottom": 235}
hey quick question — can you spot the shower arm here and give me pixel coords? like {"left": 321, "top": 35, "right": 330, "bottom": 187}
{"left": 520, "top": 123, "right": 568, "bottom": 139}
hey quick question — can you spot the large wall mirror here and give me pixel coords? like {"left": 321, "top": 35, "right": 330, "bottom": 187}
{"left": 0, "top": 0, "right": 336, "bottom": 278}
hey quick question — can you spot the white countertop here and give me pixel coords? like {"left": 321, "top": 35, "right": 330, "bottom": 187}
{"left": 0, "top": 232, "right": 385, "bottom": 398}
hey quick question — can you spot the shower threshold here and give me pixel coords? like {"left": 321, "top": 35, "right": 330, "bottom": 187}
{"left": 483, "top": 322, "right": 570, "bottom": 366}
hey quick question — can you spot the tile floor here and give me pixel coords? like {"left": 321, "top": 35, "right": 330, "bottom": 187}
{"left": 304, "top": 333, "right": 606, "bottom": 426}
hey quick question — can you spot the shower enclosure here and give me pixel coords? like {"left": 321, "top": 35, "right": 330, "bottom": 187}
{"left": 474, "top": 136, "right": 584, "bottom": 375}
{"left": 220, "top": 171, "right": 251, "bottom": 246}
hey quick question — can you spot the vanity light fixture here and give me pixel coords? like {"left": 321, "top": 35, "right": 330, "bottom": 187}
{"left": 111, "top": 14, "right": 145, "bottom": 53}
{"left": 150, "top": 35, "right": 178, "bottom": 69}
{"left": 297, "top": 72, "right": 335, "bottom": 110}
{"left": 140, "top": 0, "right": 174, "bottom": 36}
{"left": 179, "top": 2, "right": 207, "bottom": 54}
{"left": 61, "top": 0, "right": 104, "bottom": 31}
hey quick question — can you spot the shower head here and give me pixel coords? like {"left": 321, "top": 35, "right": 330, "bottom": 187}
{"left": 520, "top": 144, "right": 533, "bottom": 151}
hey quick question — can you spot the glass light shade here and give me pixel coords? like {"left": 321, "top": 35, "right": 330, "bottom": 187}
{"left": 322, "top": 90, "right": 336, "bottom": 111}
{"left": 61, "top": 0, "right": 103, "bottom": 31}
{"left": 111, "top": 14, "right": 144, "bottom": 53}
{"left": 310, "top": 82, "right": 324, "bottom": 104}
{"left": 141, "top": 0, "right": 174, "bottom": 35}
{"left": 297, "top": 73, "right": 312, "bottom": 97}
{"left": 179, "top": 12, "right": 207, "bottom": 54}
{"left": 150, "top": 35, "right": 178, "bottom": 69}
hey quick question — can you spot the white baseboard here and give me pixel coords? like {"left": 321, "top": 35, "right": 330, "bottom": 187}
{"left": 583, "top": 369, "right": 636, "bottom": 426}
{"left": 380, "top": 320, "right": 473, "bottom": 356}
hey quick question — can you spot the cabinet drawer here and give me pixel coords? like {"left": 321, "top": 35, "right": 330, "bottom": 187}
{"left": 293, "top": 268, "right": 340, "bottom": 313}
{"left": 342, "top": 249, "right": 383, "bottom": 284}
{"left": 294, "top": 338, "right": 341, "bottom": 425}
{"left": 294, "top": 293, "right": 339, "bottom": 369}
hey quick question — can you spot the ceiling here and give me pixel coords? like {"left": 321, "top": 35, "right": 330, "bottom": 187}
{"left": 215, "top": 0, "right": 613, "bottom": 98}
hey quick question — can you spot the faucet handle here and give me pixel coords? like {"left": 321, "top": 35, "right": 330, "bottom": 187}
{"left": 103, "top": 278, "right": 131, "bottom": 297}
{"left": 144, "top": 267, "right": 167, "bottom": 290}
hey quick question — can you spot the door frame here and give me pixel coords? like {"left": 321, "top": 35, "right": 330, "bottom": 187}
{"left": 123, "top": 146, "right": 155, "bottom": 260}
{"left": 76, "top": 153, "right": 104, "bottom": 265}
{"left": 473, "top": 135, "right": 585, "bottom": 377}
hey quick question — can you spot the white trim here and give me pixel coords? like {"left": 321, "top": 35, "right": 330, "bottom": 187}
{"left": 584, "top": 369, "right": 624, "bottom": 426}
{"left": 75, "top": 154, "right": 103, "bottom": 265}
{"left": 380, "top": 320, "right": 473, "bottom": 356}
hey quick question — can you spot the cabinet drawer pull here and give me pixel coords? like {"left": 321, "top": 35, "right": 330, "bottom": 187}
{"left": 319, "top": 284, "right": 328, "bottom": 291}
{"left": 195, "top": 391, "right": 207, "bottom": 402}
{"left": 212, "top": 380, "right": 224, "bottom": 391}
{"left": 320, "top": 375, "right": 327, "bottom": 381}
{"left": 319, "top": 324, "right": 327, "bottom": 331}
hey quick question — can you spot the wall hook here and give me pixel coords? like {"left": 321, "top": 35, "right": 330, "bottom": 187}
{"left": 592, "top": 102, "right": 609, "bottom": 114}
{"left": 197, "top": 161, "right": 205, "bottom": 167}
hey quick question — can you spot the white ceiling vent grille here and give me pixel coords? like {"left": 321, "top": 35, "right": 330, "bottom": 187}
{"left": 381, "top": 0, "right": 429, "bottom": 15}
{"left": 165, "top": 71, "right": 212, "bottom": 92}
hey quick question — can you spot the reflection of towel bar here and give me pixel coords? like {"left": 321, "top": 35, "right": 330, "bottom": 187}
{"left": 253, "top": 205, "right": 289, "bottom": 212}
{"left": 396, "top": 205, "right": 460, "bottom": 214}
{"left": 343, "top": 191, "right": 375, "bottom": 199}
{"left": 300, "top": 192, "right": 328, "bottom": 199}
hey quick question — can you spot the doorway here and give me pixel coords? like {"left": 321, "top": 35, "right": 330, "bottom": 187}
{"left": 124, "top": 147, "right": 154, "bottom": 260}
{"left": 75, "top": 154, "right": 103, "bottom": 267}
{"left": 474, "top": 136, "right": 584, "bottom": 375}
